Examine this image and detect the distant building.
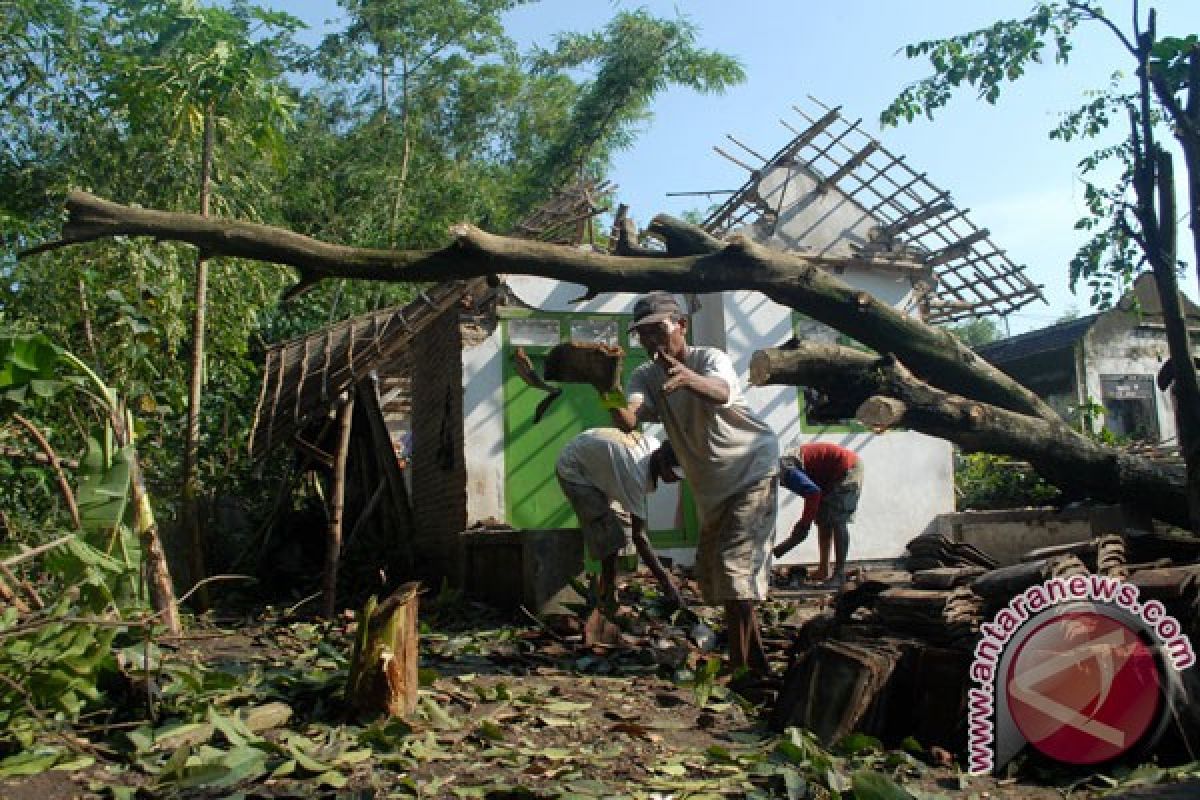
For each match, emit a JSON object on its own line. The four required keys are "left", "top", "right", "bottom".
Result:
{"left": 976, "top": 273, "right": 1200, "bottom": 445}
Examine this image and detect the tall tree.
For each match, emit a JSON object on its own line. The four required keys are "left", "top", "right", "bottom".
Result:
{"left": 315, "top": 0, "right": 533, "bottom": 247}
{"left": 882, "top": 2, "right": 1200, "bottom": 533}
{"left": 524, "top": 10, "right": 744, "bottom": 202}
{"left": 102, "top": 0, "right": 301, "bottom": 598}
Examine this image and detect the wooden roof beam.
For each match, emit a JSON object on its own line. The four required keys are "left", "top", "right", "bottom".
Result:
{"left": 816, "top": 142, "right": 879, "bottom": 194}
{"left": 924, "top": 229, "right": 992, "bottom": 267}
{"left": 881, "top": 199, "right": 953, "bottom": 236}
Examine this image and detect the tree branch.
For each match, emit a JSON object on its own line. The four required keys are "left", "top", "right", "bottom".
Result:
{"left": 11, "top": 414, "right": 81, "bottom": 530}
{"left": 1067, "top": 1, "right": 1139, "bottom": 60}
{"left": 24, "top": 191, "right": 1062, "bottom": 424}
{"left": 750, "top": 342, "right": 1188, "bottom": 527}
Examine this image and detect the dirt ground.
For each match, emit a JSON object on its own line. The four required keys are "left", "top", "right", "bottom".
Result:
{"left": 1, "top": 571, "right": 1196, "bottom": 799}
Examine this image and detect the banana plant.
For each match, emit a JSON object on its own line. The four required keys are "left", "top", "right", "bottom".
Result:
{"left": 0, "top": 332, "right": 180, "bottom": 632}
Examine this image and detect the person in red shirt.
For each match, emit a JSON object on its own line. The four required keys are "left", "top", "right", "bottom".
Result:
{"left": 771, "top": 442, "right": 865, "bottom": 587}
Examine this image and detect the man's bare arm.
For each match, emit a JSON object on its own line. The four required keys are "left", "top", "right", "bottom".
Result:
{"left": 658, "top": 352, "right": 730, "bottom": 405}
{"left": 631, "top": 516, "right": 685, "bottom": 609}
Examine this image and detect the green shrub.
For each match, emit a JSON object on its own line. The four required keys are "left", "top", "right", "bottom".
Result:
{"left": 955, "top": 452, "right": 1061, "bottom": 510}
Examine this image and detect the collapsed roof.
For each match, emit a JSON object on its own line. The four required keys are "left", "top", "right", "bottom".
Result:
{"left": 685, "top": 98, "right": 1044, "bottom": 323}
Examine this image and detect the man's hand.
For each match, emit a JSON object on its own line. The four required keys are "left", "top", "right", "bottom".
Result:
{"left": 657, "top": 351, "right": 699, "bottom": 394}
{"left": 655, "top": 351, "right": 731, "bottom": 404}
{"left": 772, "top": 522, "right": 810, "bottom": 559}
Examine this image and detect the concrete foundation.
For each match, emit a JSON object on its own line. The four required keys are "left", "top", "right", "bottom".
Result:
{"left": 461, "top": 528, "right": 586, "bottom": 614}
{"left": 933, "top": 505, "right": 1154, "bottom": 567}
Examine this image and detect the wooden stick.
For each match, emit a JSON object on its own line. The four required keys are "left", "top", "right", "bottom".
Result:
{"left": 0, "top": 575, "right": 29, "bottom": 613}
{"left": 0, "top": 561, "right": 43, "bottom": 610}
{"left": 0, "top": 444, "right": 80, "bottom": 469}
{"left": 11, "top": 414, "right": 81, "bottom": 530}
{"left": 2, "top": 534, "right": 74, "bottom": 568}
{"left": 322, "top": 391, "right": 355, "bottom": 619}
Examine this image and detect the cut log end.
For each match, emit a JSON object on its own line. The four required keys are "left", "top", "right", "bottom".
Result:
{"left": 856, "top": 396, "right": 907, "bottom": 432}
{"left": 346, "top": 581, "right": 422, "bottom": 720}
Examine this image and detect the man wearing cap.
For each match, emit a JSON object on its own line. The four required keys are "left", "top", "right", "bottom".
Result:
{"left": 771, "top": 441, "right": 864, "bottom": 587}
{"left": 612, "top": 291, "right": 780, "bottom": 676}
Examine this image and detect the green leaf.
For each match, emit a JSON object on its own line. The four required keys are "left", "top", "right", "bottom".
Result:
{"left": 419, "top": 695, "right": 460, "bottom": 730}
{"left": 51, "top": 755, "right": 96, "bottom": 771}
{"left": 476, "top": 719, "right": 505, "bottom": 741}
{"left": 76, "top": 441, "right": 134, "bottom": 538}
{"left": 208, "top": 707, "right": 259, "bottom": 748}
{"left": 0, "top": 749, "right": 62, "bottom": 778}
{"left": 315, "top": 770, "right": 348, "bottom": 789}
{"left": 851, "top": 770, "right": 915, "bottom": 800}
{"left": 1123, "top": 764, "right": 1167, "bottom": 786}
{"left": 835, "top": 732, "right": 883, "bottom": 756}
{"left": 691, "top": 655, "right": 721, "bottom": 707}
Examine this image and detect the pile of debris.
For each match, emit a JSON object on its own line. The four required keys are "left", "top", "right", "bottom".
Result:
{"left": 771, "top": 525, "right": 1200, "bottom": 761}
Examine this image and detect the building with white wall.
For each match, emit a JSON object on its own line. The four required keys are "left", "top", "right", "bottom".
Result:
{"left": 977, "top": 272, "right": 1200, "bottom": 446}
{"left": 462, "top": 102, "right": 1043, "bottom": 566}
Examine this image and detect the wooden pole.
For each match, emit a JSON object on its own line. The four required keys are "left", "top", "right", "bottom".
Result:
{"left": 322, "top": 391, "right": 355, "bottom": 619}
{"left": 181, "top": 107, "right": 216, "bottom": 608}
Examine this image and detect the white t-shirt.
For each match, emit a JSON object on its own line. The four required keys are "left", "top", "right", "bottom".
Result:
{"left": 628, "top": 346, "right": 779, "bottom": 517}
{"left": 555, "top": 428, "right": 661, "bottom": 520}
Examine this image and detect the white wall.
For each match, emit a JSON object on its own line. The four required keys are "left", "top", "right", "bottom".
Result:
{"left": 755, "top": 164, "right": 877, "bottom": 256}
{"left": 1081, "top": 313, "right": 1199, "bottom": 446}
{"left": 704, "top": 286, "right": 954, "bottom": 563}
{"left": 465, "top": 155, "right": 958, "bottom": 564}
{"left": 462, "top": 324, "right": 506, "bottom": 524}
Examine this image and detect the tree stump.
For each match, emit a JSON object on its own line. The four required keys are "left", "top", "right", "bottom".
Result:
{"left": 346, "top": 581, "right": 421, "bottom": 719}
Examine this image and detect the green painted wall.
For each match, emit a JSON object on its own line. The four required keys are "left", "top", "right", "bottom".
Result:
{"left": 501, "top": 311, "right": 698, "bottom": 548}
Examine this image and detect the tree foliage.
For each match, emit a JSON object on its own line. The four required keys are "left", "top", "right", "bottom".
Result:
{"left": 945, "top": 316, "right": 1004, "bottom": 348}
{"left": 883, "top": 1, "right": 1200, "bottom": 532}
{"left": 0, "top": 0, "right": 744, "bottom": 571}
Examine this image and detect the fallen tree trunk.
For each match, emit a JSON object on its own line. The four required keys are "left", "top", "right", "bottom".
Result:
{"left": 749, "top": 343, "right": 1190, "bottom": 528}
{"left": 24, "top": 191, "right": 1057, "bottom": 423}
{"left": 22, "top": 192, "right": 1190, "bottom": 529}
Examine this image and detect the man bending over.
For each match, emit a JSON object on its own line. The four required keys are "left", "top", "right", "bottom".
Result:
{"left": 556, "top": 427, "right": 686, "bottom": 614}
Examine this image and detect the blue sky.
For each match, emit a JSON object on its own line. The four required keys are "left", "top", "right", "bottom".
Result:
{"left": 280, "top": 1, "right": 1200, "bottom": 333}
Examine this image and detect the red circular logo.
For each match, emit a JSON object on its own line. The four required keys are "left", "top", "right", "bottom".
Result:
{"left": 1006, "top": 611, "right": 1162, "bottom": 765}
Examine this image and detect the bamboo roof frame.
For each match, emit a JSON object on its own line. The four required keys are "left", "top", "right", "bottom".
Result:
{"left": 248, "top": 180, "right": 611, "bottom": 458}
{"left": 698, "top": 97, "right": 1045, "bottom": 322}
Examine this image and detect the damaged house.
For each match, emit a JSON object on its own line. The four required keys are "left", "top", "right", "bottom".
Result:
{"left": 248, "top": 101, "right": 1045, "bottom": 603}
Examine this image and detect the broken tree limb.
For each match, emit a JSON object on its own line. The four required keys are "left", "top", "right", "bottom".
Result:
{"left": 749, "top": 342, "right": 1190, "bottom": 528}
{"left": 855, "top": 396, "right": 908, "bottom": 432}
{"left": 26, "top": 192, "right": 1057, "bottom": 423}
